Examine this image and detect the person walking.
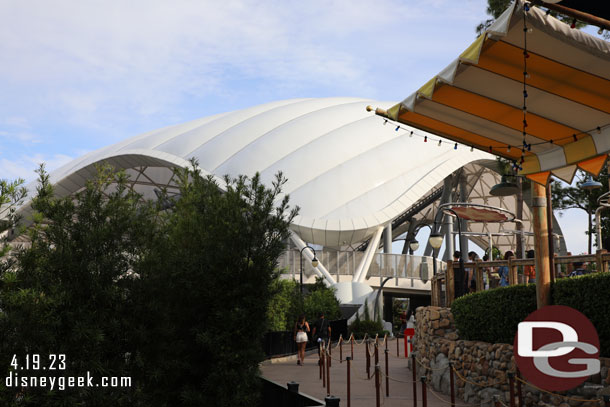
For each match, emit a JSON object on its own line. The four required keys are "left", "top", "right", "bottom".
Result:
{"left": 467, "top": 251, "right": 479, "bottom": 293}
{"left": 294, "top": 314, "right": 310, "bottom": 366}
{"left": 312, "top": 312, "right": 331, "bottom": 356}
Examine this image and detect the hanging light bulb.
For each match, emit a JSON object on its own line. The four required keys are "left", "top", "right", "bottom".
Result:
{"left": 598, "top": 27, "right": 604, "bottom": 35}
{"left": 383, "top": 120, "right": 388, "bottom": 125}
{"left": 597, "top": 126, "right": 602, "bottom": 134}
{"left": 470, "top": 146, "right": 474, "bottom": 152}
{"left": 573, "top": 134, "right": 578, "bottom": 142}
{"left": 570, "top": 18, "right": 576, "bottom": 29}
{"left": 438, "top": 139, "right": 442, "bottom": 147}
{"left": 507, "top": 145, "right": 511, "bottom": 152}
{"left": 409, "top": 131, "right": 414, "bottom": 137}
{"left": 424, "top": 136, "right": 427, "bottom": 142}
{"left": 395, "top": 126, "right": 400, "bottom": 131}
{"left": 454, "top": 143, "right": 458, "bottom": 150}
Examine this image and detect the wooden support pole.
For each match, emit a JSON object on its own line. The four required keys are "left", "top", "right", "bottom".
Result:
{"left": 533, "top": 182, "right": 551, "bottom": 308}
{"left": 446, "top": 260, "right": 455, "bottom": 306}
{"left": 508, "top": 257, "right": 518, "bottom": 286}
{"left": 475, "top": 260, "right": 484, "bottom": 292}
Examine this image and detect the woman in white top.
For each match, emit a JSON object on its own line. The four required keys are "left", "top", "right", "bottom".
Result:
{"left": 294, "top": 314, "right": 310, "bottom": 366}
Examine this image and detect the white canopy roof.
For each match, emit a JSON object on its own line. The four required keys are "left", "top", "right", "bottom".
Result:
{"left": 21, "top": 97, "right": 494, "bottom": 246}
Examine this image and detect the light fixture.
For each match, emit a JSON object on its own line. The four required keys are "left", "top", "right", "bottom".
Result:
{"left": 311, "top": 257, "right": 319, "bottom": 268}
{"left": 490, "top": 175, "right": 519, "bottom": 196}
{"left": 581, "top": 177, "right": 602, "bottom": 190}
{"left": 428, "top": 233, "right": 444, "bottom": 250}
{"left": 409, "top": 240, "right": 420, "bottom": 252}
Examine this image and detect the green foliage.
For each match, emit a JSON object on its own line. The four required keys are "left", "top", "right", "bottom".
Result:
{"left": 348, "top": 317, "right": 385, "bottom": 339}
{"left": 134, "top": 163, "right": 297, "bottom": 406}
{"left": 0, "top": 162, "right": 297, "bottom": 406}
{"left": 267, "top": 279, "right": 300, "bottom": 331}
{"left": 552, "top": 273, "right": 610, "bottom": 357}
{"left": 452, "top": 273, "right": 610, "bottom": 357}
{"left": 0, "top": 177, "right": 26, "bottom": 258}
{"left": 303, "top": 283, "right": 341, "bottom": 323}
{"left": 0, "top": 165, "right": 158, "bottom": 406}
{"left": 452, "top": 284, "right": 537, "bottom": 344}
{"left": 552, "top": 167, "right": 609, "bottom": 253}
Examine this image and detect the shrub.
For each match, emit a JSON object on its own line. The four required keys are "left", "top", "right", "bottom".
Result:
{"left": 553, "top": 272, "right": 610, "bottom": 357}
{"left": 267, "top": 279, "right": 300, "bottom": 331}
{"left": 452, "top": 284, "right": 537, "bottom": 344}
{"left": 303, "top": 282, "right": 341, "bottom": 323}
{"left": 349, "top": 317, "right": 386, "bottom": 339}
{"left": 452, "top": 273, "right": 610, "bottom": 357}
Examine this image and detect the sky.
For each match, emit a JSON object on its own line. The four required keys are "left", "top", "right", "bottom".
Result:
{"left": 0, "top": 0, "right": 601, "bottom": 255}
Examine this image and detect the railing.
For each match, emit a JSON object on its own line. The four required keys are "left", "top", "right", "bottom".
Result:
{"left": 430, "top": 250, "right": 610, "bottom": 307}
{"left": 278, "top": 249, "right": 445, "bottom": 283}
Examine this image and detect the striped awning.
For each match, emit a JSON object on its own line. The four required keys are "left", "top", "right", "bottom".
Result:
{"left": 377, "top": 0, "right": 610, "bottom": 185}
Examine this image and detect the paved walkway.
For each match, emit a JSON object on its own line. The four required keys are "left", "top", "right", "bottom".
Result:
{"left": 261, "top": 338, "right": 450, "bottom": 407}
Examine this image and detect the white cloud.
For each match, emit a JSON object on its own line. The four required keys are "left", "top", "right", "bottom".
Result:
{"left": 0, "top": 154, "right": 74, "bottom": 183}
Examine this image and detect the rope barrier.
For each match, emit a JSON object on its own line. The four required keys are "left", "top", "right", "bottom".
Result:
{"left": 514, "top": 376, "right": 601, "bottom": 403}
{"left": 452, "top": 365, "right": 506, "bottom": 388}
{"left": 415, "top": 357, "right": 450, "bottom": 372}
{"left": 426, "top": 383, "right": 482, "bottom": 407}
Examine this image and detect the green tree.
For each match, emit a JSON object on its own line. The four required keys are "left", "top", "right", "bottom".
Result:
{"left": 0, "top": 165, "right": 157, "bottom": 406}
{"left": 134, "top": 163, "right": 297, "bottom": 406}
{"left": 267, "top": 278, "right": 301, "bottom": 331}
{"left": 476, "top": 0, "right": 587, "bottom": 35}
{"left": 552, "top": 168, "right": 609, "bottom": 254}
{"left": 0, "top": 177, "right": 26, "bottom": 258}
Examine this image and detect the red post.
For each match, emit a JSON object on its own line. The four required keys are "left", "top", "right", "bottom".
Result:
{"left": 326, "top": 349, "right": 331, "bottom": 396}
{"left": 366, "top": 340, "right": 371, "bottom": 379}
{"left": 508, "top": 372, "right": 515, "bottom": 407}
{"left": 412, "top": 352, "right": 417, "bottom": 407}
{"left": 319, "top": 343, "right": 323, "bottom": 380}
{"left": 374, "top": 342, "right": 379, "bottom": 366}
{"left": 385, "top": 349, "right": 389, "bottom": 397}
{"left": 449, "top": 361, "right": 455, "bottom": 407}
{"left": 351, "top": 335, "right": 354, "bottom": 360}
{"left": 340, "top": 337, "right": 343, "bottom": 363}
{"left": 421, "top": 376, "right": 427, "bottom": 407}
{"left": 375, "top": 365, "right": 381, "bottom": 407}
{"left": 516, "top": 369, "right": 523, "bottom": 407}
{"left": 346, "top": 356, "right": 352, "bottom": 407}
{"left": 322, "top": 345, "right": 326, "bottom": 388}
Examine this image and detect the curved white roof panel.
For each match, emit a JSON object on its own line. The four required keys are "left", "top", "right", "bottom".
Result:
{"left": 40, "top": 97, "right": 493, "bottom": 246}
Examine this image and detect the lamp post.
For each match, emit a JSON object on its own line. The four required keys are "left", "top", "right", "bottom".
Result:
{"left": 428, "top": 207, "right": 465, "bottom": 298}
{"left": 300, "top": 245, "right": 319, "bottom": 296}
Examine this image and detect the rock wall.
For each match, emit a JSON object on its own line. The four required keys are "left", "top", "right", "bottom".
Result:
{"left": 414, "top": 306, "right": 610, "bottom": 407}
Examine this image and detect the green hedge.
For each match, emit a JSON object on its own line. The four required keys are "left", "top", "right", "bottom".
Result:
{"left": 452, "top": 272, "right": 610, "bottom": 357}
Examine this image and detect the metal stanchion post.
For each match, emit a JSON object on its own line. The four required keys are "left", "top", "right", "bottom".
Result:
{"left": 421, "top": 376, "right": 427, "bottom": 407}
{"left": 351, "top": 335, "right": 354, "bottom": 360}
{"left": 508, "top": 372, "right": 515, "bottom": 407}
{"left": 374, "top": 343, "right": 379, "bottom": 366}
{"left": 319, "top": 343, "right": 323, "bottom": 380}
{"left": 322, "top": 345, "right": 326, "bottom": 388}
{"left": 366, "top": 340, "right": 371, "bottom": 379}
{"left": 385, "top": 349, "right": 389, "bottom": 397}
{"left": 326, "top": 349, "right": 331, "bottom": 396}
{"left": 346, "top": 356, "right": 352, "bottom": 407}
{"left": 516, "top": 369, "right": 523, "bottom": 407}
{"left": 340, "top": 337, "right": 343, "bottom": 363}
{"left": 449, "top": 361, "right": 455, "bottom": 407}
{"left": 412, "top": 352, "right": 417, "bottom": 407}
{"left": 328, "top": 340, "right": 332, "bottom": 368}
{"left": 375, "top": 365, "right": 381, "bottom": 407}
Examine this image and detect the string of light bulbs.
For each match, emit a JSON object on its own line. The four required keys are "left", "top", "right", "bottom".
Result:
{"left": 518, "top": 2, "right": 531, "bottom": 172}
{"left": 381, "top": 117, "right": 609, "bottom": 163}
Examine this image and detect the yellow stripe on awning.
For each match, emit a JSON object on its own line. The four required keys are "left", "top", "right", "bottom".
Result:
{"left": 563, "top": 136, "right": 597, "bottom": 164}
{"left": 417, "top": 77, "right": 437, "bottom": 99}
{"left": 459, "top": 33, "right": 486, "bottom": 64}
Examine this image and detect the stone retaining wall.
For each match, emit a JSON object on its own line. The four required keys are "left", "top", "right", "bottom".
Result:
{"left": 414, "top": 306, "right": 610, "bottom": 407}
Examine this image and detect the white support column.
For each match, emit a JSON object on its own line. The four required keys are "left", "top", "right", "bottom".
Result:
{"left": 383, "top": 223, "right": 392, "bottom": 254}
{"left": 353, "top": 226, "right": 384, "bottom": 283}
{"left": 289, "top": 231, "right": 336, "bottom": 286}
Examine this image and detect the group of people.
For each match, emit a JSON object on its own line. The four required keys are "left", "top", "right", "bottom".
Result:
{"left": 293, "top": 312, "right": 331, "bottom": 366}
{"left": 453, "top": 248, "right": 590, "bottom": 293}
